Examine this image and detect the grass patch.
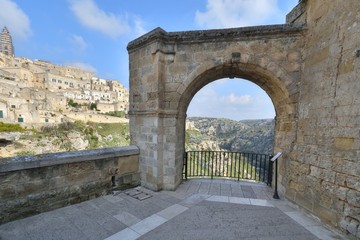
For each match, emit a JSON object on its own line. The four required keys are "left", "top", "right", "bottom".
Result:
{"left": 0, "top": 122, "right": 25, "bottom": 132}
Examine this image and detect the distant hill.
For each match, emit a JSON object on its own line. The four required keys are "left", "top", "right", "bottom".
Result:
{"left": 185, "top": 117, "right": 275, "bottom": 154}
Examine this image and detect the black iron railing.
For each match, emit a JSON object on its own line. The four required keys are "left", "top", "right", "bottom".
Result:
{"left": 183, "top": 151, "right": 273, "bottom": 185}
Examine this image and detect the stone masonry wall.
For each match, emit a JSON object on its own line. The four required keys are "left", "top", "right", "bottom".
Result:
{"left": 128, "top": 1, "right": 359, "bottom": 238}
{"left": 128, "top": 25, "right": 305, "bottom": 192}
{"left": 288, "top": 0, "right": 360, "bottom": 238}
{"left": 0, "top": 146, "right": 140, "bottom": 224}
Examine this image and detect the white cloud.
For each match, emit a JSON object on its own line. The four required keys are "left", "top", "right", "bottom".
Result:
{"left": 70, "top": 34, "right": 88, "bottom": 50}
{"left": 187, "top": 83, "right": 275, "bottom": 120}
{"left": 226, "top": 93, "right": 251, "bottom": 105}
{"left": 195, "top": 0, "right": 280, "bottom": 29}
{"left": 68, "top": 61, "right": 97, "bottom": 73}
{"left": 69, "top": 0, "right": 130, "bottom": 38}
{"left": 0, "top": 0, "right": 32, "bottom": 40}
{"left": 133, "top": 16, "right": 147, "bottom": 37}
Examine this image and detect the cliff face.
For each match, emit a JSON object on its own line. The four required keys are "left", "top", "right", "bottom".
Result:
{"left": 186, "top": 117, "right": 274, "bottom": 154}
{"left": 1, "top": 117, "right": 274, "bottom": 158}
{"left": 0, "top": 121, "right": 130, "bottom": 159}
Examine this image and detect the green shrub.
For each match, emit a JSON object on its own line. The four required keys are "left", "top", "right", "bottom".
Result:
{"left": 16, "top": 150, "right": 36, "bottom": 156}
{"left": 102, "top": 111, "right": 126, "bottom": 118}
{"left": 89, "top": 102, "right": 97, "bottom": 110}
{"left": 0, "top": 122, "right": 25, "bottom": 132}
{"left": 68, "top": 99, "right": 80, "bottom": 108}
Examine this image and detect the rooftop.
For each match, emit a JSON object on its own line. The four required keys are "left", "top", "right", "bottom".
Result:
{"left": 0, "top": 179, "right": 343, "bottom": 240}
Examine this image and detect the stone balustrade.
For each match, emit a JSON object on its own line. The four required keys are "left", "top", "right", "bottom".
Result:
{"left": 0, "top": 145, "right": 140, "bottom": 224}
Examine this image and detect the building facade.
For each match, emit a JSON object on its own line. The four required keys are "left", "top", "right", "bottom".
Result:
{"left": 0, "top": 28, "right": 129, "bottom": 124}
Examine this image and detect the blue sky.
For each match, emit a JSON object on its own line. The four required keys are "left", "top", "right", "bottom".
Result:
{"left": 0, "top": 0, "right": 298, "bottom": 120}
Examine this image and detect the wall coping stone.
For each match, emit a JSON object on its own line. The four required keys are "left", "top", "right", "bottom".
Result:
{"left": 127, "top": 24, "right": 306, "bottom": 52}
{"left": 0, "top": 145, "right": 139, "bottom": 173}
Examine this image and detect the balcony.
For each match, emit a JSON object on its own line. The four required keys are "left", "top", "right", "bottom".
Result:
{"left": 0, "top": 144, "right": 346, "bottom": 239}
{"left": 0, "top": 178, "right": 342, "bottom": 239}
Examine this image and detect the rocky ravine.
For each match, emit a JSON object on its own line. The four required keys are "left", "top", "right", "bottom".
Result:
{"left": 186, "top": 117, "right": 275, "bottom": 154}
{"left": 0, "top": 118, "right": 274, "bottom": 159}
{"left": 0, "top": 122, "right": 130, "bottom": 159}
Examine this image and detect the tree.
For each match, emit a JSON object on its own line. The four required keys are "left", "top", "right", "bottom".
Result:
{"left": 68, "top": 99, "right": 79, "bottom": 108}
{"left": 89, "top": 102, "right": 97, "bottom": 110}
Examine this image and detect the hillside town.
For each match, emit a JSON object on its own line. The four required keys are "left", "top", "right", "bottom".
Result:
{"left": 0, "top": 27, "right": 129, "bottom": 126}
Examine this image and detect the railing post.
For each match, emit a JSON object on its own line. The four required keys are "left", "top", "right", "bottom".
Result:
{"left": 268, "top": 156, "right": 273, "bottom": 186}
{"left": 270, "top": 152, "right": 282, "bottom": 199}
{"left": 211, "top": 152, "right": 214, "bottom": 179}
{"left": 183, "top": 152, "right": 188, "bottom": 180}
{"left": 273, "top": 159, "right": 279, "bottom": 199}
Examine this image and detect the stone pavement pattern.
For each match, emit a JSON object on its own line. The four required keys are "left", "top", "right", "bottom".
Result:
{"left": 0, "top": 179, "right": 344, "bottom": 240}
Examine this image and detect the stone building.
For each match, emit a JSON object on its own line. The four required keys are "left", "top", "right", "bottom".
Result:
{"left": 0, "top": 26, "right": 129, "bottom": 125}
{"left": 128, "top": 0, "right": 360, "bottom": 238}
{"left": 0, "top": 27, "right": 15, "bottom": 57}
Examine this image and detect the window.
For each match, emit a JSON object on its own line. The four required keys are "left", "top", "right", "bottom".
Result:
{"left": 58, "top": 80, "right": 62, "bottom": 83}
{"left": 65, "top": 82, "right": 68, "bottom": 85}
{"left": 52, "top": 79, "right": 56, "bottom": 83}
{"left": 18, "top": 117, "right": 24, "bottom": 123}
{"left": 45, "top": 118, "right": 49, "bottom": 123}
{"left": 11, "top": 105, "right": 15, "bottom": 108}
{"left": 0, "top": 110, "right": 3, "bottom": 118}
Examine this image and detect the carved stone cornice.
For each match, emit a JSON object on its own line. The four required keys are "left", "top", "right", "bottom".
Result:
{"left": 127, "top": 24, "right": 306, "bottom": 52}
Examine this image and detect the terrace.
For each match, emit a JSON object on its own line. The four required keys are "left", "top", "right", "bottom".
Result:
{"left": 0, "top": 148, "right": 344, "bottom": 239}
{"left": 0, "top": 179, "right": 342, "bottom": 239}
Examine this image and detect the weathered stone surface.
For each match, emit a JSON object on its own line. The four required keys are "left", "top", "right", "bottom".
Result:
{"left": 127, "top": 0, "right": 360, "bottom": 238}
{"left": 0, "top": 146, "right": 140, "bottom": 224}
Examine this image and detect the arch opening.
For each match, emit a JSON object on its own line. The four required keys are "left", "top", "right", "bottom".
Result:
{"left": 186, "top": 77, "right": 275, "bottom": 151}
{"left": 178, "top": 63, "right": 296, "bottom": 121}
{"left": 174, "top": 63, "right": 298, "bottom": 190}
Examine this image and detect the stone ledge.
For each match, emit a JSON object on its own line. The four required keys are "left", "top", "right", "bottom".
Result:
{"left": 0, "top": 145, "right": 139, "bottom": 173}
{"left": 127, "top": 24, "right": 306, "bottom": 52}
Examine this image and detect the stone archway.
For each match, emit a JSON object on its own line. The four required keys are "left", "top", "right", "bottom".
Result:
{"left": 178, "top": 60, "right": 298, "bottom": 193}
{"left": 128, "top": 25, "right": 304, "bottom": 191}
{"left": 127, "top": 1, "right": 360, "bottom": 237}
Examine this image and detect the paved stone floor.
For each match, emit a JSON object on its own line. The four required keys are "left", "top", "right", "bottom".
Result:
{"left": 0, "top": 179, "right": 346, "bottom": 240}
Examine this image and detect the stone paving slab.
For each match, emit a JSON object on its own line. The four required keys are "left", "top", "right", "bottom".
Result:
{"left": 0, "top": 179, "right": 344, "bottom": 240}
{"left": 138, "top": 201, "right": 319, "bottom": 240}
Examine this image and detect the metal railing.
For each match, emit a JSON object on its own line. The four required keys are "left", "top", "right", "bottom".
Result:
{"left": 183, "top": 151, "right": 273, "bottom": 185}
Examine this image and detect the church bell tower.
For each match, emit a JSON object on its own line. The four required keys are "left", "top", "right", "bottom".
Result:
{"left": 0, "top": 27, "right": 15, "bottom": 57}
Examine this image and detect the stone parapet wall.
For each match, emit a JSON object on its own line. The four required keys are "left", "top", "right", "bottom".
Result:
{"left": 0, "top": 145, "right": 140, "bottom": 224}
{"left": 284, "top": 1, "right": 360, "bottom": 238}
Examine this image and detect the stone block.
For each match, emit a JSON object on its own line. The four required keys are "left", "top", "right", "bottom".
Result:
{"left": 347, "top": 189, "right": 360, "bottom": 207}
{"left": 341, "top": 160, "right": 360, "bottom": 176}
{"left": 312, "top": 202, "right": 338, "bottom": 227}
{"left": 346, "top": 219, "right": 359, "bottom": 236}
{"left": 335, "top": 186, "right": 349, "bottom": 201}
{"left": 346, "top": 175, "right": 360, "bottom": 192}
{"left": 310, "top": 166, "right": 336, "bottom": 183}
{"left": 305, "top": 46, "right": 330, "bottom": 68}
{"left": 334, "top": 137, "right": 355, "bottom": 150}
{"left": 294, "top": 192, "right": 313, "bottom": 212}
{"left": 0, "top": 185, "right": 16, "bottom": 199}
{"left": 339, "top": 59, "right": 354, "bottom": 75}
{"left": 288, "top": 180, "right": 305, "bottom": 192}
{"left": 344, "top": 203, "right": 360, "bottom": 219}
{"left": 117, "top": 156, "right": 139, "bottom": 175}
